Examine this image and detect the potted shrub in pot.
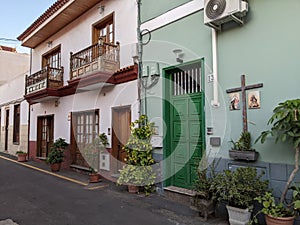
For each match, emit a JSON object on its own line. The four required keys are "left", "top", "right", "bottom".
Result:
{"left": 16, "top": 151, "right": 27, "bottom": 162}
{"left": 212, "top": 167, "right": 268, "bottom": 225}
{"left": 229, "top": 131, "right": 259, "bottom": 161}
{"left": 255, "top": 99, "right": 300, "bottom": 224}
{"left": 191, "top": 158, "right": 219, "bottom": 221}
{"left": 46, "top": 138, "right": 68, "bottom": 172}
{"left": 117, "top": 115, "right": 156, "bottom": 195}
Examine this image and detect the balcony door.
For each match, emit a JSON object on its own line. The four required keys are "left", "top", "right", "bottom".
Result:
{"left": 37, "top": 116, "right": 54, "bottom": 158}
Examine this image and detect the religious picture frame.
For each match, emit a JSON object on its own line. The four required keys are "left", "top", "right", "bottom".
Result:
{"left": 229, "top": 92, "right": 240, "bottom": 110}
{"left": 248, "top": 91, "right": 260, "bottom": 109}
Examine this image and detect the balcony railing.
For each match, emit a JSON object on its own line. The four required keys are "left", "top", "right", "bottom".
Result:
{"left": 70, "top": 39, "right": 120, "bottom": 80}
{"left": 25, "top": 66, "right": 64, "bottom": 95}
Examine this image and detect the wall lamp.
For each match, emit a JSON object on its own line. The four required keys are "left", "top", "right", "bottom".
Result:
{"left": 173, "top": 49, "right": 184, "bottom": 63}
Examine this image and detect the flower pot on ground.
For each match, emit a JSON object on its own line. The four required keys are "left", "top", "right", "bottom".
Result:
{"left": 253, "top": 192, "right": 295, "bottom": 225}
{"left": 46, "top": 138, "right": 68, "bottom": 172}
{"left": 16, "top": 151, "right": 27, "bottom": 162}
{"left": 89, "top": 167, "right": 101, "bottom": 183}
{"left": 229, "top": 131, "right": 259, "bottom": 161}
{"left": 191, "top": 158, "right": 219, "bottom": 221}
{"left": 212, "top": 167, "right": 269, "bottom": 225}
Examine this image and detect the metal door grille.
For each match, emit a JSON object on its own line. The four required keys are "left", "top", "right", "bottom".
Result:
{"left": 172, "top": 66, "right": 201, "bottom": 96}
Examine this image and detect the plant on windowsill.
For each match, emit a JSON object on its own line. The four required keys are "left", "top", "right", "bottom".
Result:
{"left": 16, "top": 150, "right": 28, "bottom": 162}
{"left": 46, "top": 138, "right": 68, "bottom": 172}
{"left": 229, "top": 131, "right": 259, "bottom": 161}
{"left": 117, "top": 115, "right": 156, "bottom": 195}
{"left": 255, "top": 99, "right": 300, "bottom": 224}
{"left": 211, "top": 167, "right": 268, "bottom": 225}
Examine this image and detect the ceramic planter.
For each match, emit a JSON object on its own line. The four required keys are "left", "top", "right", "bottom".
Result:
{"left": 226, "top": 205, "right": 252, "bottom": 225}
{"left": 50, "top": 163, "right": 61, "bottom": 172}
{"left": 17, "top": 153, "right": 27, "bottom": 162}
{"left": 191, "top": 196, "right": 215, "bottom": 221}
{"left": 89, "top": 173, "right": 100, "bottom": 183}
{"left": 229, "top": 149, "right": 259, "bottom": 161}
{"left": 265, "top": 214, "right": 294, "bottom": 225}
{"left": 127, "top": 185, "right": 139, "bottom": 193}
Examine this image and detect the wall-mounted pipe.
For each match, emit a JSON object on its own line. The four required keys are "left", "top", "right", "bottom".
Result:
{"left": 211, "top": 28, "right": 220, "bottom": 107}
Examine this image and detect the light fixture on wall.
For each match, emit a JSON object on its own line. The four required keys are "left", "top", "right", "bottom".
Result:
{"left": 47, "top": 41, "right": 53, "bottom": 48}
{"left": 99, "top": 4, "right": 105, "bottom": 14}
{"left": 173, "top": 49, "right": 184, "bottom": 63}
{"left": 54, "top": 100, "right": 60, "bottom": 107}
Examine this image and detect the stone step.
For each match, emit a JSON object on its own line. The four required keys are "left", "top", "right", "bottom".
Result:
{"left": 163, "top": 186, "right": 196, "bottom": 206}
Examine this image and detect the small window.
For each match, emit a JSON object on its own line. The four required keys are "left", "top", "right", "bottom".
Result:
{"left": 13, "top": 104, "right": 20, "bottom": 144}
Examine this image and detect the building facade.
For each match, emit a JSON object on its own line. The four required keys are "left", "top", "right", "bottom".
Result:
{"left": 18, "top": 0, "right": 139, "bottom": 174}
{"left": 140, "top": 0, "right": 300, "bottom": 196}
{"left": 0, "top": 47, "right": 30, "bottom": 155}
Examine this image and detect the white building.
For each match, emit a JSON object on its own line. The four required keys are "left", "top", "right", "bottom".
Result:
{"left": 0, "top": 46, "right": 30, "bottom": 155}
{"left": 17, "top": 0, "right": 139, "bottom": 173}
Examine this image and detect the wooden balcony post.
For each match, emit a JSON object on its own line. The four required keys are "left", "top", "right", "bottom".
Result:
{"left": 70, "top": 52, "right": 73, "bottom": 80}
{"left": 25, "top": 74, "right": 28, "bottom": 94}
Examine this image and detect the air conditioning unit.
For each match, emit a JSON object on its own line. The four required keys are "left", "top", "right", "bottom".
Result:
{"left": 204, "top": 0, "right": 248, "bottom": 29}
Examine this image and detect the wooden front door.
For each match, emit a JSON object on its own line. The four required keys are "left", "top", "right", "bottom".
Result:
{"left": 37, "top": 116, "right": 54, "bottom": 158}
{"left": 111, "top": 106, "right": 131, "bottom": 173}
{"left": 5, "top": 109, "right": 9, "bottom": 151}
{"left": 70, "top": 110, "right": 99, "bottom": 168}
{"left": 164, "top": 60, "right": 205, "bottom": 189}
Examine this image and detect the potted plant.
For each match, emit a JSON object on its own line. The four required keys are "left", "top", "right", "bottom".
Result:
{"left": 190, "top": 158, "right": 219, "bottom": 220}
{"left": 117, "top": 164, "right": 156, "bottom": 194}
{"left": 16, "top": 151, "right": 28, "bottom": 162}
{"left": 212, "top": 167, "right": 268, "bottom": 225}
{"left": 229, "top": 131, "right": 259, "bottom": 161}
{"left": 85, "top": 133, "right": 109, "bottom": 183}
{"left": 46, "top": 138, "right": 68, "bottom": 172}
{"left": 117, "top": 115, "right": 156, "bottom": 195}
{"left": 255, "top": 99, "right": 300, "bottom": 224}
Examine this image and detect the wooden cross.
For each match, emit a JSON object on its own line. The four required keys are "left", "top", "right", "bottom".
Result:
{"left": 226, "top": 75, "right": 263, "bottom": 132}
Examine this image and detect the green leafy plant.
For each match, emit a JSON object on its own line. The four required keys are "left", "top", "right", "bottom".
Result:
{"left": 256, "top": 99, "right": 300, "bottom": 203}
{"left": 230, "top": 131, "right": 252, "bottom": 151}
{"left": 16, "top": 151, "right": 26, "bottom": 155}
{"left": 211, "top": 167, "right": 268, "bottom": 209}
{"left": 46, "top": 138, "right": 68, "bottom": 164}
{"left": 289, "top": 184, "right": 300, "bottom": 214}
{"left": 117, "top": 115, "right": 156, "bottom": 195}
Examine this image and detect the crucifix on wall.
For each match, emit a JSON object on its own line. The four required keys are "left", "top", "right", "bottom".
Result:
{"left": 226, "top": 75, "right": 263, "bottom": 132}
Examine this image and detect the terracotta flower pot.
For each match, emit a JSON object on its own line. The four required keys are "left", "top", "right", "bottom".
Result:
{"left": 50, "top": 163, "right": 61, "bottom": 172}
{"left": 17, "top": 153, "right": 27, "bottom": 162}
{"left": 127, "top": 185, "right": 139, "bottom": 193}
{"left": 89, "top": 173, "right": 100, "bottom": 183}
{"left": 265, "top": 214, "right": 294, "bottom": 225}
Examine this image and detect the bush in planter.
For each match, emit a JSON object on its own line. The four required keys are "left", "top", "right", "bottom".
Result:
{"left": 117, "top": 115, "right": 156, "bottom": 195}
{"left": 16, "top": 151, "right": 27, "bottom": 162}
{"left": 46, "top": 138, "right": 68, "bottom": 171}
{"left": 229, "top": 131, "right": 259, "bottom": 161}
{"left": 211, "top": 167, "right": 268, "bottom": 225}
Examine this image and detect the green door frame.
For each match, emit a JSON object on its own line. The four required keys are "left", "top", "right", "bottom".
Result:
{"left": 162, "top": 58, "right": 206, "bottom": 188}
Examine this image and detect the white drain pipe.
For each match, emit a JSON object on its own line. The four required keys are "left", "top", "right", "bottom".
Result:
{"left": 211, "top": 28, "right": 220, "bottom": 107}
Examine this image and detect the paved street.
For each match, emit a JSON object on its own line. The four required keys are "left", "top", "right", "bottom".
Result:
{"left": 0, "top": 156, "right": 227, "bottom": 225}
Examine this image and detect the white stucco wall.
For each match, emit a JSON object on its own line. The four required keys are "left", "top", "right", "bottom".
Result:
{"left": 30, "top": 0, "right": 138, "bottom": 84}
{"left": 0, "top": 51, "right": 29, "bottom": 85}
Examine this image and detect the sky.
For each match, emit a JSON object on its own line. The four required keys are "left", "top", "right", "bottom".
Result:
{"left": 0, "top": 0, "right": 56, "bottom": 53}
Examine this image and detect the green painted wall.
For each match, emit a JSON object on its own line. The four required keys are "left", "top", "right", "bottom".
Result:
{"left": 142, "top": 0, "right": 300, "bottom": 164}
{"left": 141, "top": 0, "right": 192, "bottom": 23}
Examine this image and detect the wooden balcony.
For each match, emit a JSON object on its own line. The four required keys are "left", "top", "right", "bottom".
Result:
{"left": 25, "top": 67, "right": 64, "bottom": 95}
{"left": 70, "top": 39, "right": 120, "bottom": 80}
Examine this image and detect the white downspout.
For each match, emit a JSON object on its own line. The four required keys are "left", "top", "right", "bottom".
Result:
{"left": 211, "top": 28, "right": 220, "bottom": 107}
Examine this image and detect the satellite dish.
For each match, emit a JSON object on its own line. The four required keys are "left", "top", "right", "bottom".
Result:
{"left": 205, "top": 0, "right": 227, "bottom": 20}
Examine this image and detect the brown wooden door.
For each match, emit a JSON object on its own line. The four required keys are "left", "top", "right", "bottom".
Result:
{"left": 111, "top": 106, "right": 131, "bottom": 173}
{"left": 5, "top": 109, "right": 9, "bottom": 150}
{"left": 70, "top": 110, "right": 99, "bottom": 168}
{"left": 37, "top": 116, "right": 54, "bottom": 158}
